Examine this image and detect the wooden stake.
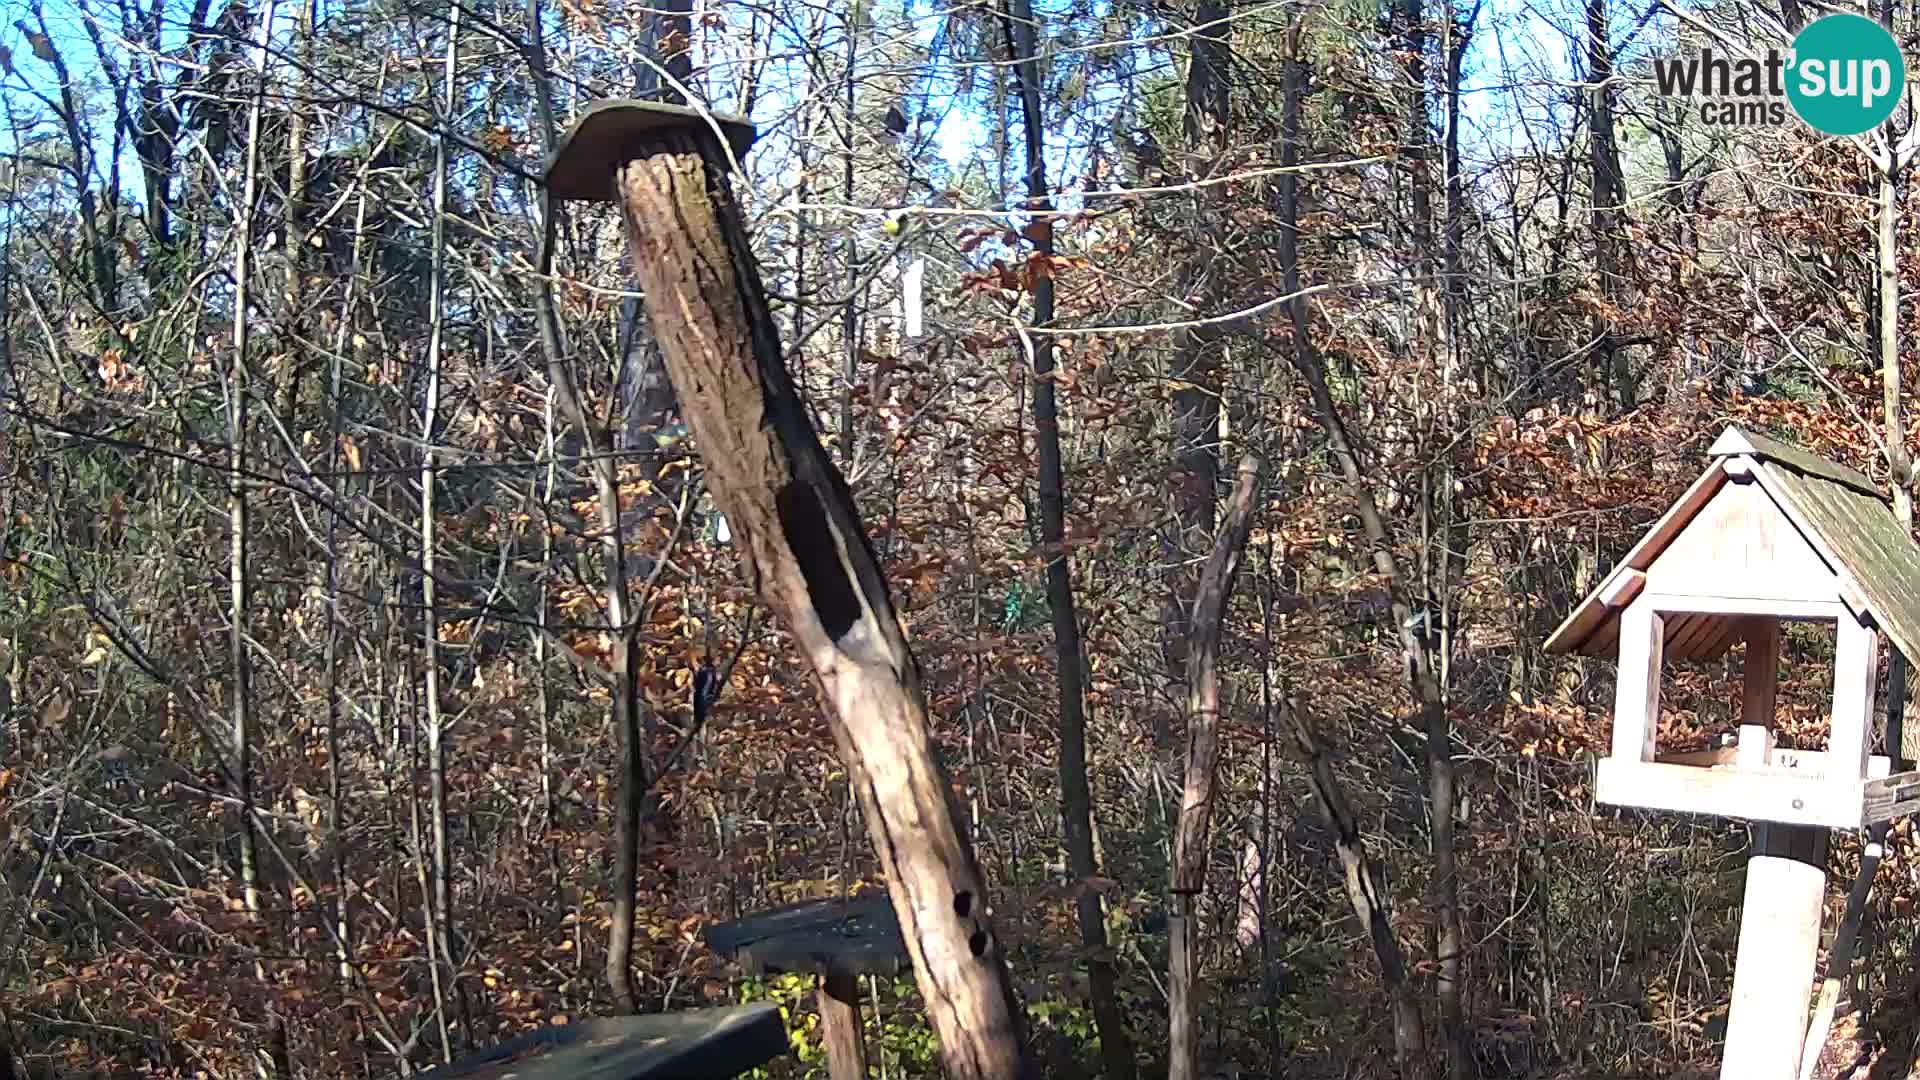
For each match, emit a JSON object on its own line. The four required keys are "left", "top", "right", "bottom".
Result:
{"left": 818, "top": 973, "right": 868, "bottom": 1079}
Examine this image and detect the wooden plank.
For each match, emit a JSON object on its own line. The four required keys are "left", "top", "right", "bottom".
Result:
{"left": 704, "top": 896, "right": 909, "bottom": 979}
{"left": 1593, "top": 759, "right": 1863, "bottom": 828}
{"left": 1830, "top": 618, "right": 1880, "bottom": 781}
{"left": 1544, "top": 463, "right": 1726, "bottom": 656}
{"left": 1641, "top": 593, "right": 1848, "bottom": 620}
{"left": 819, "top": 973, "right": 869, "bottom": 1080}
{"left": 1860, "top": 768, "right": 1920, "bottom": 824}
{"left": 1588, "top": 616, "right": 1622, "bottom": 657}
{"left": 1656, "top": 747, "right": 1739, "bottom": 767}
{"left": 1667, "top": 613, "right": 1718, "bottom": 657}
{"left": 1600, "top": 568, "right": 1646, "bottom": 608}
{"left": 1689, "top": 616, "right": 1743, "bottom": 660}
{"left": 1611, "top": 604, "right": 1663, "bottom": 764}
{"left": 542, "top": 100, "right": 757, "bottom": 201}
{"left": 1711, "top": 425, "right": 1881, "bottom": 497}
{"left": 1748, "top": 463, "right": 1920, "bottom": 670}
{"left": 1741, "top": 619, "right": 1780, "bottom": 770}
{"left": 1722, "top": 823, "right": 1829, "bottom": 1080}
{"left": 413, "top": 1005, "right": 789, "bottom": 1080}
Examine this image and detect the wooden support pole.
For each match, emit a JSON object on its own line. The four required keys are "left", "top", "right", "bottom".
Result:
{"left": 1831, "top": 615, "right": 1880, "bottom": 780}
{"left": 572, "top": 116, "right": 1031, "bottom": 1079}
{"left": 818, "top": 973, "right": 868, "bottom": 1080}
{"left": 1722, "top": 823, "right": 1827, "bottom": 1080}
{"left": 1739, "top": 618, "right": 1779, "bottom": 769}
{"left": 1612, "top": 602, "right": 1663, "bottom": 763}
{"left": 1723, "top": 614, "right": 1825, "bottom": 1079}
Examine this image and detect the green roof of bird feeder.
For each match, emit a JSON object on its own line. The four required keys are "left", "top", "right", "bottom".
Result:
{"left": 543, "top": 99, "right": 758, "bottom": 202}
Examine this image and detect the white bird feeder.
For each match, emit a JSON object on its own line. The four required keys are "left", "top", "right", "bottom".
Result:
{"left": 1546, "top": 425, "right": 1920, "bottom": 1079}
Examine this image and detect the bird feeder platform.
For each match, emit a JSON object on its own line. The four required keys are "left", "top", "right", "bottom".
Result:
{"left": 410, "top": 1003, "right": 787, "bottom": 1080}
{"left": 543, "top": 99, "right": 756, "bottom": 202}
{"left": 705, "top": 896, "right": 909, "bottom": 1080}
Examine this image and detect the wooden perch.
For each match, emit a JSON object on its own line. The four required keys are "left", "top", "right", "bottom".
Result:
{"left": 547, "top": 103, "right": 1033, "bottom": 1080}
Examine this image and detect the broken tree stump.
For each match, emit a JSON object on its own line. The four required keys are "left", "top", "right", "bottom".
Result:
{"left": 706, "top": 895, "right": 912, "bottom": 1079}
{"left": 544, "top": 99, "right": 1035, "bottom": 1080}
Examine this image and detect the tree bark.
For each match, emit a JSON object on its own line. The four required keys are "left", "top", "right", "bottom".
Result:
{"left": 1586, "top": 0, "right": 1631, "bottom": 408}
{"left": 1804, "top": 147, "right": 1916, "bottom": 1073}
{"left": 230, "top": 5, "right": 277, "bottom": 1075}
{"left": 608, "top": 130, "right": 1035, "bottom": 1080}
{"left": 1168, "top": 455, "right": 1262, "bottom": 1080}
{"left": 417, "top": 6, "right": 461, "bottom": 1055}
{"left": 999, "top": 2, "right": 1137, "bottom": 1076}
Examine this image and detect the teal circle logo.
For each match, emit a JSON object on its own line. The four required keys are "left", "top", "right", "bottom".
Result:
{"left": 1786, "top": 14, "right": 1905, "bottom": 135}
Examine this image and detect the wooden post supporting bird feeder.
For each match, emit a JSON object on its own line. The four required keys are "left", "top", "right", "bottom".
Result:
{"left": 543, "top": 100, "right": 1034, "bottom": 1080}
{"left": 1546, "top": 425, "right": 1920, "bottom": 1079}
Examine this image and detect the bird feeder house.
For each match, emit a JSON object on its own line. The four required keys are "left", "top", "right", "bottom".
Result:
{"left": 1546, "top": 425, "right": 1920, "bottom": 827}
{"left": 1547, "top": 425, "right": 1920, "bottom": 1078}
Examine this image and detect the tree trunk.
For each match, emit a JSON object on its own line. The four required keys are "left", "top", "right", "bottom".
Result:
{"left": 999, "top": 3, "right": 1137, "bottom": 1076}
{"left": 1586, "top": 0, "right": 1631, "bottom": 408}
{"left": 1804, "top": 148, "right": 1915, "bottom": 1074}
{"left": 1163, "top": 0, "right": 1233, "bottom": 696}
{"left": 1286, "top": 693, "right": 1432, "bottom": 1080}
{"left": 1278, "top": 19, "right": 1441, "bottom": 1079}
{"left": 230, "top": 4, "right": 277, "bottom": 1075}
{"left": 605, "top": 125, "right": 1035, "bottom": 1080}
{"left": 418, "top": 6, "right": 461, "bottom": 1054}
{"left": 523, "top": 0, "right": 652, "bottom": 1015}
{"left": 1169, "top": 455, "right": 1262, "bottom": 1080}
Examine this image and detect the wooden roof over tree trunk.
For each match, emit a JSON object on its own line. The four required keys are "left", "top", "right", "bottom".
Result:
{"left": 1545, "top": 426, "right": 1920, "bottom": 664}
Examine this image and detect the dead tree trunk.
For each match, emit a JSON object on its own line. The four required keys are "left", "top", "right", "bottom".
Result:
{"left": 1168, "top": 455, "right": 1262, "bottom": 1080}
{"left": 583, "top": 121, "right": 1034, "bottom": 1080}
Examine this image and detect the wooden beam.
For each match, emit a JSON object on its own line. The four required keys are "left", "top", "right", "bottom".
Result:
{"left": 1593, "top": 759, "right": 1863, "bottom": 828}
{"left": 1722, "top": 824, "right": 1828, "bottom": 1080}
{"left": 1831, "top": 617, "right": 1880, "bottom": 781}
{"left": 1741, "top": 619, "right": 1780, "bottom": 770}
{"left": 1543, "top": 464, "right": 1725, "bottom": 656}
{"left": 1721, "top": 453, "right": 1758, "bottom": 481}
{"left": 1600, "top": 568, "right": 1647, "bottom": 609}
{"left": 1612, "top": 603, "right": 1663, "bottom": 765}
{"left": 1642, "top": 593, "right": 1849, "bottom": 620}
{"left": 1655, "top": 747, "right": 1740, "bottom": 767}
